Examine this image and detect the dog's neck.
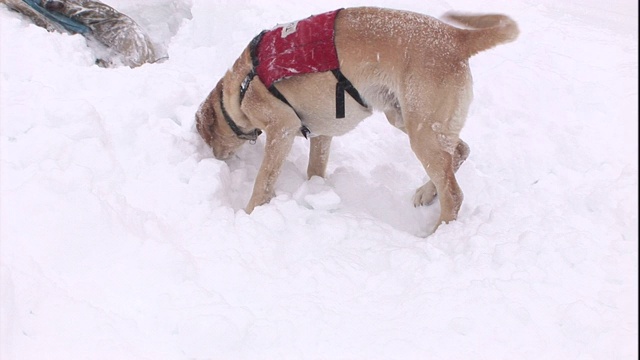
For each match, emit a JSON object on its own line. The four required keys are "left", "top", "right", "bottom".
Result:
{"left": 218, "top": 90, "right": 262, "bottom": 142}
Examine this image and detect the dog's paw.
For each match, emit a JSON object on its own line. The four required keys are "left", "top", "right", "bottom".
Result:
{"left": 413, "top": 182, "right": 437, "bottom": 207}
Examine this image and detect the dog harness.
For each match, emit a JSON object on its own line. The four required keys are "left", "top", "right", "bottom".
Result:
{"left": 224, "top": 9, "right": 368, "bottom": 141}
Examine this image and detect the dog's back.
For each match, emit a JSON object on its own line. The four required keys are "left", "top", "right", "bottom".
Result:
{"left": 333, "top": 8, "right": 518, "bottom": 112}
{"left": 335, "top": 7, "right": 518, "bottom": 64}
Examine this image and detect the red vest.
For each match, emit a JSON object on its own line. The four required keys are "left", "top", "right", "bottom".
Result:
{"left": 254, "top": 9, "right": 341, "bottom": 88}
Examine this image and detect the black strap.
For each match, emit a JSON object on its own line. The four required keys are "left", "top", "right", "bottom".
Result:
{"left": 268, "top": 85, "right": 311, "bottom": 139}
{"left": 268, "top": 85, "right": 294, "bottom": 108}
{"left": 239, "top": 32, "right": 264, "bottom": 103}
{"left": 249, "top": 31, "right": 265, "bottom": 68}
{"left": 332, "top": 69, "right": 367, "bottom": 118}
{"left": 219, "top": 93, "right": 262, "bottom": 142}
{"left": 240, "top": 69, "right": 256, "bottom": 102}
{"left": 300, "top": 125, "right": 311, "bottom": 139}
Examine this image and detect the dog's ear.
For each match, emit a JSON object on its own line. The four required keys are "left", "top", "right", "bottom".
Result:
{"left": 195, "top": 88, "right": 219, "bottom": 147}
{"left": 195, "top": 83, "right": 245, "bottom": 159}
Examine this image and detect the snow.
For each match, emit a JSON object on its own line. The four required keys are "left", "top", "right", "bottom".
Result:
{"left": 1, "top": 0, "right": 637, "bottom": 359}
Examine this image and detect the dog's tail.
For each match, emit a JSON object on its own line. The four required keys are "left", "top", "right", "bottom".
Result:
{"left": 442, "top": 12, "right": 519, "bottom": 58}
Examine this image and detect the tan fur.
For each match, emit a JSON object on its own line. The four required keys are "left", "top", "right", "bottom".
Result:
{"left": 196, "top": 7, "right": 519, "bottom": 232}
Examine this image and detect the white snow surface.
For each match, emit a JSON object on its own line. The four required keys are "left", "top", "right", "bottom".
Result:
{"left": 1, "top": 0, "right": 638, "bottom": 359}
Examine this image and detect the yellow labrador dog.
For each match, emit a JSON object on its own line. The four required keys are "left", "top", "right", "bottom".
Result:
{"left": 196, "top": 7, "right": 518, "bottom": 231}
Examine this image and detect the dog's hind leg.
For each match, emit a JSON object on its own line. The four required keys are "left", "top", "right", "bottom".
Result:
{"left": 407, "top": 124, "right": 465, "bottom": 228}
{"left": 405, "top": 65, "right": 473, "bottom": 228}
{"left": 413, "top": 139, "right": 469, "bottom": 206}
{"left": 307, "top": 135, "right": 332, "bottom": 178}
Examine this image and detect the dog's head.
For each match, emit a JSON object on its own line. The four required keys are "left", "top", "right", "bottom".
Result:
{"left": 195, "top": 82, "right": 247, "bottom": 160}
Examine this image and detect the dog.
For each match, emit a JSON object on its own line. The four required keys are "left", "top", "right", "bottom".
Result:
{"left": 196, "top": 7, "right": 518, "bottom": 232}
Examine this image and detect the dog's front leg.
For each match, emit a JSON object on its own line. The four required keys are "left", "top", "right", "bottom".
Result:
{"left": 307, "top": 135, "right": 332, "bottom": 179}
{"left": 245, "top": 128, "right": 297, "bottom": 213}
